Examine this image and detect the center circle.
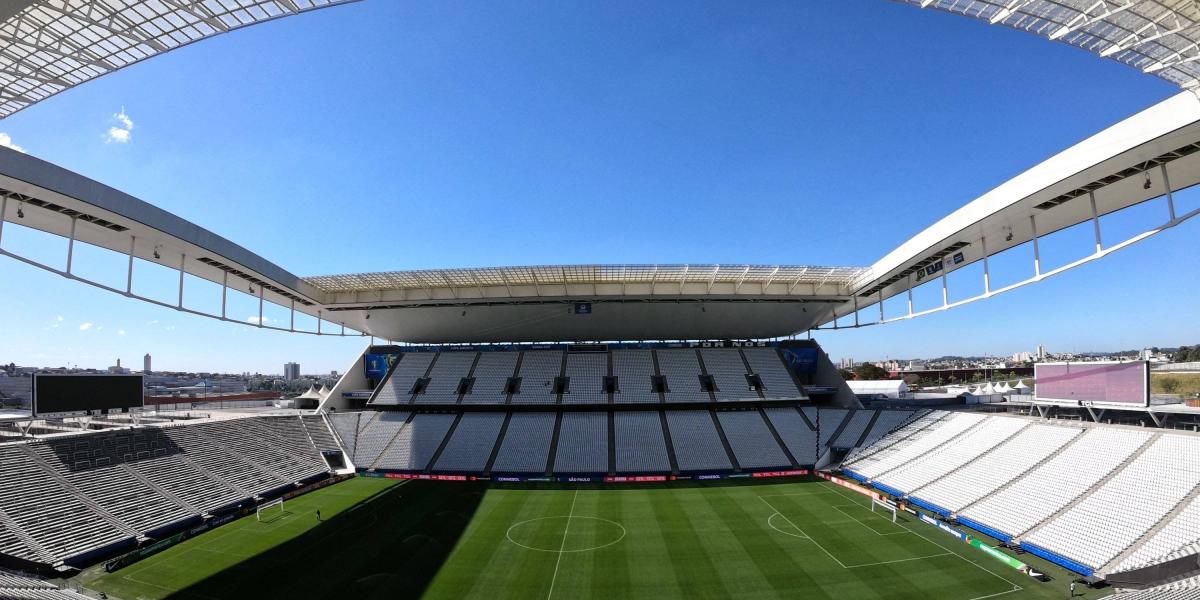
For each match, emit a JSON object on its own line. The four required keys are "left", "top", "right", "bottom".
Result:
{"left": 506, "top": 516, "right": 627, "bottom": 553}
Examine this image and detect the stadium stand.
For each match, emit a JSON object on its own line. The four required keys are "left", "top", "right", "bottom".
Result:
{"left": 371, "top": 352, "right": 435, "bottom": 405}
{"left": 491, "top": 412, "right": 556, "bottom": 473}
{"left": 1113, "top": 579, "right": 1200, "bottom": 599}
{"left": 830, "top": 410, "right": 874, "bottom": 449}
{"left": 764, "top": 407, "right": 819, "bottom": 465}
{"left": 462, "top": 351, "right": 518, "bottom": 404}
{"left": 326, "top": 412, "right": 361, "bottom": 457}
{"left": 911, "top": 423, "right": 1082, "bottom": 514}
{"left": 699, "top": 348, "right": 753, "bottom": 401}
{"left": 803, "top": 407, "right": 849, "bottom": 449}
{"left": 716, "top": 411, "right": 791, "bottom": 469}
{"left": 657, "top": 350, "right": 711, "bottom": 403}
{"left": 1118, "top": 497, "right": 1200, "bottom": 572}
{"left": 611, "top": 349, "right": 659, "bottom": 404}
{"left": 347, "top": 412, "right": 410, "bottom": 468}
{"left": 613, "top": 411, "right": 671, "bottom": 473}
{"left": 0, "top": 417, "right": 333, "bottom": 568}
{"left": 563, "top": 352, "right": 609, "bottom": 405}
{"left": 876, "top": 416, "right": 1027, "bottom": 496}
{"left": 844, "top": 411, "right": 985, "bottom": 481}
{"left": 741, "top": 347, "right": 802, "bottom": 399}
{"left": 374, "top": 413, "right": 458, "bottom": 471}
{"left": 511, "top": 351, "right": 563, "bottom": 405}
{"left": 665, "top": 410, "right": 732, "bottom": 472}
{"left": 431, "top": 413, "right": 506, "bottom": 473}
{"left": 1024, "top": 433, "right": 1200, "bottom": 570}
{"left": 0, "top": 570, "right": 90, "bottom": 600}
{"left": 553, "top": 412, "right": 609, "bottom": 473}
{"left": 416, "top": 351, "right": 476, "bottom": 404}
{"left": 960, "top": 427, "right": 1153, "bottom": 540}
{"left": 858, "top": 409, "right": 916, "bottom": 448}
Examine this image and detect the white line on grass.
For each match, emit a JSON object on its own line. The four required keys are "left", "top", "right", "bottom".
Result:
{"left": 819, "top": 482, "right": 1024, "bottom": 600}
{"left": 546, "top": 488, "right": 580, "bottom": 600}
{"left": 756, "top": 496, "right": 848, "bottom": 569}
{"left": 830, "top": 504, "right": 911, "bottom": 537}
{"left": 845, "top": 552, "right": 953, "bottom": 568}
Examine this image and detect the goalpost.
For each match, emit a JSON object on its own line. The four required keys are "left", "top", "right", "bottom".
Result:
{"left": 871, "top": 497, "right": 898, "bottom": 523}
{"left": 257, "top": 498, "right": 285, "bottom": 522}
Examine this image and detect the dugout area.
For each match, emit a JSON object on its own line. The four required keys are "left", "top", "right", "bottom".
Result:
{"left": 75, "top": 475, "right": 1111, "bottom": 600}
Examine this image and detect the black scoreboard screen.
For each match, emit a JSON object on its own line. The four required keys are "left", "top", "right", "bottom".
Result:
{"left": 33, "top": 374, "right": 144, "bottom": 417}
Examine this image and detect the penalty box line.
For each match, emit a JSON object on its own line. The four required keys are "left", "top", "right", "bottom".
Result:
{"left": 830, "top": 504, "right": 912, "bottom": 537}
{"left": 757, "top": 496, "right": 952, "bottom": 570}
{"left": 818, "top": 482, "right": 1025, "bottom": 599}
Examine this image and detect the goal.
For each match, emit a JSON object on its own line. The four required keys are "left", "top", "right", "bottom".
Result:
{"left": 257, "top": 498, "right": 285, "bottom": 522}
{"left": 871, "top": 497, "right": 898, "bottom": 523}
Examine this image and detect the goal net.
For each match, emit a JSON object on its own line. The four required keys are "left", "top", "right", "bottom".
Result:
{"left": 257, "top": 498, "right": 285, "bottom": 522}
{"left": 871, "top": 497, "right": 898, "bottom": 523}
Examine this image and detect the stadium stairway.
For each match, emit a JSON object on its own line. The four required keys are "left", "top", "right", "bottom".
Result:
{"left": 709, "top": 410, "right": 742, "bottom": 471}
{"left": 759, "top": 407, "right": 800, "bottom": 469}
{"left": 173, "top": 450, "right": 254, "bottom": 500}
{"left": 1103, "top": 478, "right": 1200, "bottom": 576}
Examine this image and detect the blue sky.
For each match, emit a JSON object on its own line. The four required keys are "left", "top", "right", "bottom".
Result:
{"left": 0, "top": 0, "right": 1196, "bottom": 374}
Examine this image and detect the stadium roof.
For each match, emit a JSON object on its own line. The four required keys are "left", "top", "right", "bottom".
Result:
{"left": 0, "top": 0, "right": 359, "bottom": 118}
{"left": 906, "top": 0, "right": 1200, "bottom": 89}
{"left": 2, "top": 1, "right": 1200, "bottom": 122}
{"left": 303, "top": 265, "right": 867, "bottom": 296}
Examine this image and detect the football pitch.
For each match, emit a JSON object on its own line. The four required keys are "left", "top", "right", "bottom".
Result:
{"left": 80, "top": 476, "right": 1114, "bottom": 600}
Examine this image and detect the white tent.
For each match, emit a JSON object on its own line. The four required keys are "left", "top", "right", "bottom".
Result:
{"left": 1013, "top": 380, "right": 1031, "bottom": 391}
{"left": 998, "top": 381, "right": 1012, "bottom": 393}
{"left": 982, "top": 382, "right": 996, "bottom": 394}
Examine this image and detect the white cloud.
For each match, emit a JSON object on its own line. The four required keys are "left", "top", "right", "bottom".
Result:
{"left": 0, "top": 133, "right": 24, "bottom": 153}
{"left": 145, "top": 319, "right": 159, "bottom": 325}
{"left": 246, "top": 315, "right": 272, "bottom": 325}
{"left": 78, "top": 322, "right": 93, "bottom": 331}
{"left": 118, "top": 329, "right": 126, "bottom": 336}
{"left": 106, "top": 107, "right": 134, "bottom": 143}
{"left": 96, "top": 326, "right": 104, "bottom": 331}
{"left": 51, "top": 316, "right": 63, "bottom": 329}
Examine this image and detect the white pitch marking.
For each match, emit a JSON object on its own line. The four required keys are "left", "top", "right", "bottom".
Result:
{"left": 819, "top": 481, "right": 1024, "bottom": 598}
{"left": 757, "top": 495, "right": 848, "bottom": 569}
{"left": 546, "top": 488, "right": 579, "bottom": 600}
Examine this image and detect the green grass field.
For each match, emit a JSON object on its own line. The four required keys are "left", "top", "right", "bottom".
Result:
{"left": 79, "top": 476, "right": 1115, "bottom": 600}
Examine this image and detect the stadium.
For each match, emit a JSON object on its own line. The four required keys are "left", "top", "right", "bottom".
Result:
{"left": 0, "top": 1, "right": 1199, "bottom": 599}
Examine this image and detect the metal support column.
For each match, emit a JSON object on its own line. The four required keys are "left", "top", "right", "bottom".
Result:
{"left": 290, "top": 299, "right": 295, "bottom": 332}
{"left": 257, "top": 286, "right": 264, "bottom": 327}
{"left": 877, "top": 290, "right": 884, "bottom": 323}
{"left": 1030, "top": 214, "right": 1041, "bottom": 277}
{"left": 852, "top": 295, "right": 859, "bottom": 327}
{"left": 125, "top": 236, "right": 135, "bottom": 294}
{"left": 941, "top": 271, "right": 948, "bottom": 307}
{"left": 906, "top": 274, "right": 914, "bottom": 316}
{"left": 1089, "top": 191, "right": 1103, "bottom": 252}
{"left": 220, "top": 271, "right": 228, "bottom": 319}
{"left": 177, "top": 253, "right": 185, "bottom": 308}
{"left": 65, "top": 217, "right": 77, "bottom": 275}
{"left": 0, "top": 196, "right": 7, "bottom": 248}
{"left": 981, "top": 235, "right": 991, "bottom": 294}
{"left": 317, "top": 310, "right": 322, "bottom": 335}
{"left": 1161, "top": 164, "right": 1176, "bottom": 221}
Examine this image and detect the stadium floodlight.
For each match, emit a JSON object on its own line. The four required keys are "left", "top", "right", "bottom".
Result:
{"left": 1144, "top": 172, "right": 1153, "bottom": 189}
{"left": 256, "top": 498, "right": 285, "bottom": 522}
{"left": 16, "top": 202, "right": 23, "bottom": 219}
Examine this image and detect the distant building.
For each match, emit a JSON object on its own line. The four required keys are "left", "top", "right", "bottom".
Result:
{"left": 1011, "top": 351, "right": 1032, "bottom": 363}
{"left": 330, "top": 370, "right": 338, "bottom": 378}
{"left": 838, "top": 357, "right": 855, "bottom": 369}
{"left": 1036, "top": 345, "right": 1047, "bottom": 360}
{"left": 107, "top": 358, "right": 130, "bottom": 375}
{"left": 143, "top": 353, "right": 152, "bottom": 374}
{"left": 284, "top": 362, "right": 300, "bottom": 381}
